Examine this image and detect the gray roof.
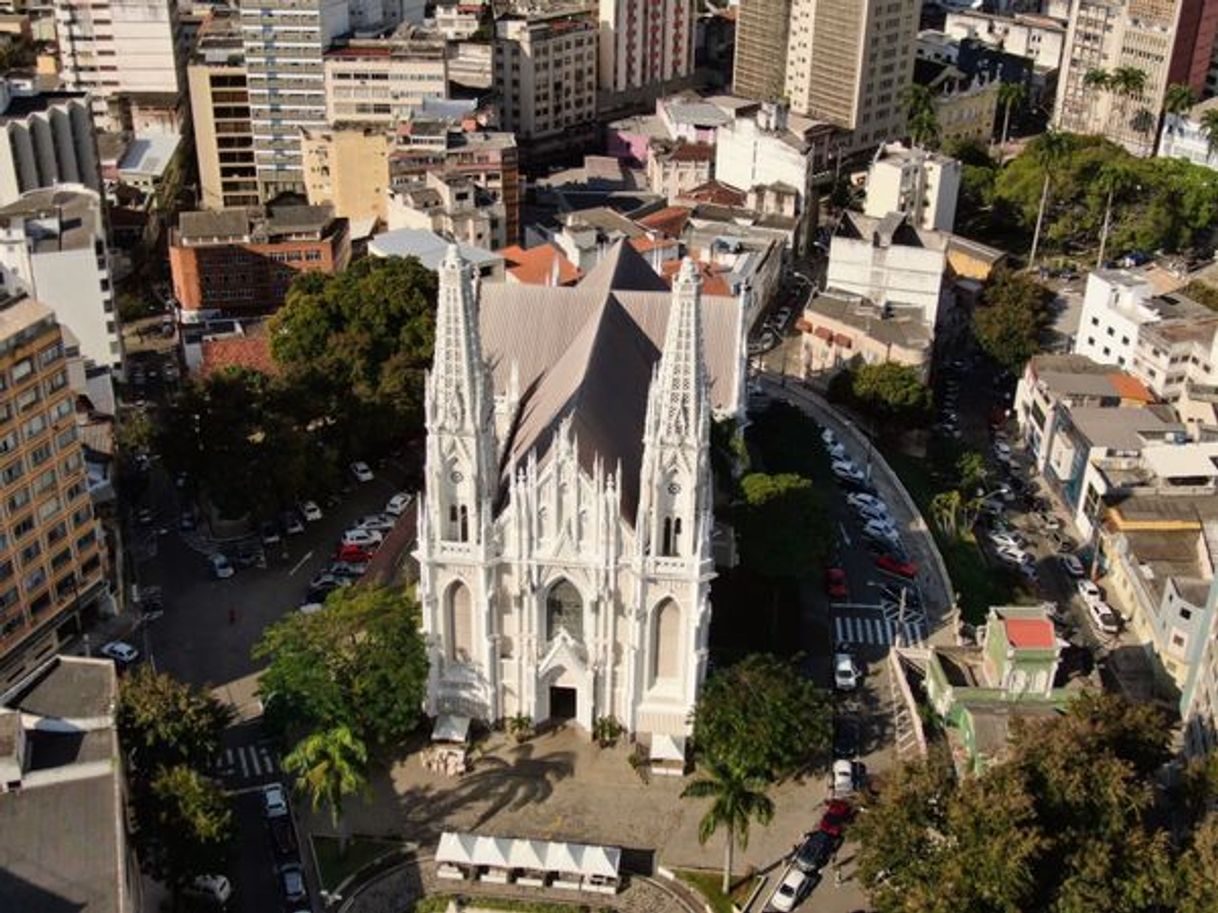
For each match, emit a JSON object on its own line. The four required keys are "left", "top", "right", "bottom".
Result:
{"left": 480, "top": 241, "right": 741, "bottom": 520}
{"left": 1066, "top": 405, "right": 1184, "bottom": 450}
{"left": 805, "top": 291, "right": 932, "bottom": 350}
{"left": 6, "top": 656, "right": 115, "bottom": 720}
{"left": 178, "top": 207, "right": 251, "bottom": 241}
{"left": 369, "top": 228, "right": 500, "bottom": 269}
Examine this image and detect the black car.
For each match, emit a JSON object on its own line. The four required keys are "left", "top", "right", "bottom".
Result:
{"left": 269, "top": 816, "right": 298, "bottom": 857}
{"left": 793, "top": 830, "right": 836, "bottom": 874}
{"left": 833, "top": 717, "right": 860, "bottom": 759}
{"left": 259, "top": 521, "right": 281, "bottom": 546}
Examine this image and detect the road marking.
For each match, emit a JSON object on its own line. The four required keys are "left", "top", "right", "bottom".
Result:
{"left": 237, "top": 747, "right": 249, "bottom": 779}
{"left": 259, "top": 745, "right": 275, "bottom": 774}
{"left": 288, "top": 550, "right": 313, "bottom": 577}
{"left": 224, "top": 748, "right": 233, "bottom": 768}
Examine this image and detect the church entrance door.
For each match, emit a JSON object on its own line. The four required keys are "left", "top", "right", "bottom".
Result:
{"left": 549, "top": 686, "right": 577, "bottom": 721}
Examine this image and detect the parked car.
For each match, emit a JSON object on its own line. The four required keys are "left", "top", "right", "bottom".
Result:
{"left": 298, "top": 602, "right": 324, "bottom": 616}
{"left": 349, "top": 461, "right": 374, "bottom": 483}
{"left": 793, "top": 829, "right": 836, "bottom": 873}
{"left": 279, "top": 863, "right": 307, "bottom": 904}
{"left": 1089, "top": 600, "right": 1122, "bottom": 635}
{"left": 330, "top": 560, "right": 369, "bottom": 579}
{"left": 1077, "top": 579, "right": 1103, "bottom": 607}
{"left": 824, "top": 567, "right": 848, "bottom": 600}
{"left": 861, "top": 518, "right": 899, "bottom": 542}
{"left": 1059, "top": 554, "right": 1085, "bottom": 577}
{"left": 262, "top": 782, "right": 289, "bottom": 819}
{"left": 269, "top": 815, "right": 298, "bottom": 856}
{"left": 846, "top": 492, "right": 885, "bottom": 512}
{"left": 855, "top": 501, "right": 893, "bottom": 525}
{"left": 832, "top": 460, "right": 865, "bottom": 483}
{"left": 833, "top": 716, "right": 860, "bottom": 759}
{"left": 874, "top": 554, "right": 918, "bottom": 579}
{"left": 357, "top": 514, "right": 396, "bottom": 532}
{"left": 341, "top": 528, "right": 383, "bottom": 549}
{"left": 209, "top": 553, "right": 234, "bottom": 579}
{"left": 821, "top": 427, "right": 838, "bottom": 448}
{"left": 183, "top": 874, "right": 232, "bottom": 906}
{"left": 818, "top": 799, "right": 854, "bottom": 839}
{"left": 337, "top": 543, "right": 374, "bottom": 563}
{"left": 299, "top": 500, "right": 323, "bottom": 522}
{"left": 282, "top": 511, "right": 305, "bottom": 535}
{"left": 833, "top": 653, "right": 859, "bottom": 691}
{"left": 832, "top": 759, "right": 856, "bottom": 797}
{"left": 770, "top": 867, "right": 813, "bottom": 913}
{"left": 259, "top": 521, "right": 281, "bottom": 547}
{"left": 385, "top": 492, "right": 413, "bottom": 516}
{"left": 99, "top": 641, "right": 139, "bottom": 665}
{"left": 178, "top": 510, "right": 197, "bottom": 532}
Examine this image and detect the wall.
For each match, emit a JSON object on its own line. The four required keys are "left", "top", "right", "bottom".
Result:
{"left": 29, "top": 247, "right": 117, "bottom": 370}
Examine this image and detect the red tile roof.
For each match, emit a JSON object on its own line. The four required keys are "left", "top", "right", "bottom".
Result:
{"left": 1107, "top": 373, "right": 1154, "bottom": 403}
{"left": 199, "top": 335, "right": 277, "bottom": 380}
{"left": 502, "top": 243, "right": 582, "bottom": 286}
{"left": 636, "top": 205, "right": 691, "bottom": 239}
{"left": 1004, "top": 617, "right": 1055, "bottom": 650}
{"left": 681, "top": 180, "right": 746, "bottom": 207}
{"left": 629, "top": 236, "right": 679, "bottom": 255}
{"left": 666, "top": 142, "right": 714, "bottom": 162}
{"left": 659, "top": 258, "right": 732, "bottom": 296}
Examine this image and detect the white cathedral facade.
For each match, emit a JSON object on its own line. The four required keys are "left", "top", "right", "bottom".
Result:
{"left": 414, "top": 241, "right": 747, "bottom": 743}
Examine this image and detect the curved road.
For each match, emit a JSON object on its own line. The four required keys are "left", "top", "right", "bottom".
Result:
{"left": 757, "top": 373, "right": 956, "bottom": 646}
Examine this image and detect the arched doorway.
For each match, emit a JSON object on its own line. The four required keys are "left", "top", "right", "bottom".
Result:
{"left": 545, "top": 579, "right": 583, "bottom": 643}
{"left": 446, "top": 580, "right": 473, "bottom": 663}
{"left": 650, "top": 598, "right": 681, "bottom": 687}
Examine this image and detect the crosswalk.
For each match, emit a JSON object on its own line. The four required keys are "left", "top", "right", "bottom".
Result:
{"left": 213, "top": 742, "right": 280, "bottom": 782}
{"left": 834, "top": 613, "right": 927, "bottom": 647}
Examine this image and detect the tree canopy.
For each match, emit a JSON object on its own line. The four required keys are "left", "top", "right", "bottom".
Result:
{"left": 253, "top": 585, "right": 430, "bottom": 749}
{"left": 117, "top": 667, "right": 233, "bottom": 775}
{"left": 734, "top": 472, "right": 831, "bottom": 579}
{"left": 690, "top": 653, "right": 831, "bottom": 781}
{"left": 973, "top": 268, "right": 1052, "bottom": 371}
{"left": 851, "top": 362, "right": 932, "bottom": 425}
{"left": 852, "top": 692, "right": 1200, "bottom": 913}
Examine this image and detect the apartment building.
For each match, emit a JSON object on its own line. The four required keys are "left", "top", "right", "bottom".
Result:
{"left": 169, "top": 204, "right": 351, "bottom": 315}
{"left": 0, "top": 80, "right": 99, "bottom": 206}
{"left": 435, "top": 1, "right": 485, "bottom": 40}
{"left": 1183, "top": 576, "right": 1218, "bottom": 756}
{"left": 493, "top": 5, "right": 597, "bottom": 143}
{"left": 1056, "top": 0, "right": 1218, "bottom": 157}
{"left": 301, "top": 124, "right": 391, "bottom": 225}
{"left": 733, "top": 0, "right": 791, "bottom": 102}
{"left": 943, "top": 9, "right": 1067, "bottom": 71}
{"left": 0, "top": 187, "right": 121, "bottom": 372}
{"left": 54, "top": 0, "right": 184, "bottom": 130}
{"left": 0, "top": 297, "right": 108, "bottom": 686}
{"left": 1160, "top": 95, "right": 1218, "bottom": 171}
{"left": 914, "top": 59, "right": 1001, "bottom": 148}
{"left": 783, "top": 0, "right": 920, "bottom": 154}
{"left": 324, "top": 31, "right": 448, "bottom": 125}
{"left": 863, "top": 141, "right": 961, "bottom": 232}
{"left": 188, "top": 8, "right": 258, "bottom": 209}
{"left": 385, "top": 170, "right": 506, "bottom": 249}
{"left": 597, "top": 0, "right": 693, "bottom": 93}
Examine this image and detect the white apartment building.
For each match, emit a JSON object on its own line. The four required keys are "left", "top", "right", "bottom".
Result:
{"left": 784, "top": 0, "right": 920, "bottom": 154}
{"left": 435, "top": 1, "right": 483, "bottom": 39}
{"left": 863, "top": 141, "right": 961, "bottom": 233}
{"left": 493, "top": 7, "right": 597, "bottom": 142}
{"left": 324, "top": 32, "right": 448, "bottom": 125}
{"left": 0, "top": 81, "right": 100, "bottom": 207}
{"left": 385, "top": 171, "right": 506, "bottom": 249}
{"left": 1074, "top": 270, "right": 1158, "bottom": 371}
{"left": 943, "top": 10, "right": 1067, "bottom": 71}
{"left": 1160, "top": 96, "right": 1218, "bottom": 172}
{"left": 55, "top": 0, "right": 185, "bottom": 129}
{"left": 597, "top": 0, "right": 693, "bottom": 93}
{"left": 1182, "top": 578, "right": 1218, "bottom": 757}
{"left": 0, "top": 186, "right": 121, "bottom": 372}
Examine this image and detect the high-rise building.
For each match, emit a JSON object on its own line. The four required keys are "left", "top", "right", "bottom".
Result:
{"left": 1057, "top": 0, "right": 1218, "bottom": 157}
{"left": 0, "top": 79, "right": 100, "bottom": 206}
{"left": 784, "top": 0, "right": 921, "bottom": 153}
{"left": 732, "top": 0, "right": 791, "bottom": 102}
{"left": 302, "top": 124, "right": 392, "bottom": 224}
{"left": 863, "top": 141, "right": 961, "bottom": 233}
{"left": 596, "top": 0, "right": 693, "bottom": 93}
{"left": 54, "top": 0, "right": 184, "bottom": 130}
{"left": 324, "top": 31, "right": 448, "bottom": 125}
{"left": 0, "top": 187, "right": 121, "bottom": 372}
{"left": 188, "top": 8, "right": 258, "bottom": 209}
{"left": 493, "top": 6, "right": 598, "bottom": 144}
{"left": 0, "top": 296, "right": 109, "bottom": 687}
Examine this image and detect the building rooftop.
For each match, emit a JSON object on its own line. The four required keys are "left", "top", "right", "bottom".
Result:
{"left": 1029, "top": 353, "right": 1154, "bottom": 403}
{"left": 502, "top": 242, "right": 582, "bottom": 286}
{"left": 177, "top": 204, "right": 338, "bottom": 244}
{"left": 636, "top": 205, "right": 692, "bottom": 238}
{"left": 1141, "top": 442, "right": 1218, "bottom": 481}
{"left": 368, "top": 227, "right": 500, "bottom": 271}
{"left": 117, "top": 131, "right": 181, "bottom": 180}
{"left": 0, "top": 88, "right": 87, "bottom": 123}
{"left": 663, "top": 99, "right": 733, "bottom": 128}
{"left": 4, "top": 655, "right": 115, "bottom": 720}
{"left": 838, "top": 210, "right": 949, "bottom": 252}
{"left": 998, "top": 613, "right": 1056, "bottom": 650}
{"left": 1067, "top": 404, "right": 1184, "bottom": 451}
{"left": 804, "top": 291, "right": 933, "bottom": 351}
{"left": 0, "top": 295, "right": 55, "bottom": 343}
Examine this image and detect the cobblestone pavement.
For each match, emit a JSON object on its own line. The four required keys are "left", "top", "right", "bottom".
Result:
{"left": 342, "top": 852, "right": 701, "bottom": 913}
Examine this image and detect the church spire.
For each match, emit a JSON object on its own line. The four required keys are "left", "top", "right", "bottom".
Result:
{"left": 651, "top": 257, "right": 709, "bottom": 444}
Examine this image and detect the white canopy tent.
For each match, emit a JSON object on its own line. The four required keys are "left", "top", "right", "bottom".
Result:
{"left": 434, "top": 832, "right": 622, "bottom": 893}
{"left": 431, "top": 714, "right": 471, "bottom": 744}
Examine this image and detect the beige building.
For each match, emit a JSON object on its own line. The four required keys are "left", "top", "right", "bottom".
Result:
{"left": 733, "top": 0, "right": 791, "bottom": 102}
{"left": 385, "top": 170, "right": 506, "bottom": 249}
{"left": 493, "top": 5, "right": 597, "bottom": 142}
{"left": 597, "top": 0, "right": 693, "bottom": 93}
{"left": 864, "top": 142, "right": 961, "bottom": 233}
{"left": 0, "top": 295, "right": 109, "bottom": 687}
{"left": 799, "top": 289, "right": 933, "bottom": 381}
{"left": 187, "top": 8, "right": 257, "bottom": 210}
{"left": 646, "top": 140, "right": 713, "bottom": 202}
{"left": 784, "top": 0, "right": 921, "bottom": 154}
{"left": 324, "top": 31, "right": 448, "bottom": 125}
{"left": 302, "top": 124, "right": 391, "bottom": 225}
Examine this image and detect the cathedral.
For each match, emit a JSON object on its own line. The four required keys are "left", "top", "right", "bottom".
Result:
{"left": 414, "top": 240, "right": 747, "bottom": 745}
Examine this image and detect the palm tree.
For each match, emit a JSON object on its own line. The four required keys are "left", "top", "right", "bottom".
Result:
{"left": 1028, "top": 129, "right": 1070, "bottom": 268}
{"left": 1083, "top": 68, "right": 1111, "bottom": 132}
{"left": 996, "top": 82, "right": 1027, "bottom": 149}
{"left": 930, "top": 490, "right": 963, "bottom": 538}
{"left": 1110, "top": 65, "right": 1148, "bottom": 141}
{"left": 681, "top": 759, "right": 775, "bottom": 894}
{"left": 902, "top": 84, "right": 940, "bottom": 149}
{"left": 1159, "top": 82, "right": 1196, "bottom": 155}
{"left": 1199, "top": 107, "right": 1218, "bottom": 161}
{"left": 1095, "top": 160, "right": 1136, "bottom": 268}
{"left": 283, "top": 725, "right": 369, "bottom": 852}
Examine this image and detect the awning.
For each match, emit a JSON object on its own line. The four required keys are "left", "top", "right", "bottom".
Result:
{"left": 431, "top": 714, "right": 471, "bottom": 744}
{"left": 508, "top": 839, "right": 548, "bottom": 870}
{"left": 471, "top": 836, "right": 513, "bottom": 868}
{"left": 649, "top": 734, "right": 686, "bottom": 762}
{"left": 580, "top": 845, "right": 622, "bottom": 878}
{"left": 436, "top": 832, "right": 621, "bottom": 880}
{"left": 436, "top": 831, "right": 479, "bottom": 865}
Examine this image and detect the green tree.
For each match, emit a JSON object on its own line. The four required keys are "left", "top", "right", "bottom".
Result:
{"left": 1176, "top": 813, "right": 1218, "bottom": 913}
{"left": 930, "top": 489, "right": 963, "bottom": 537}
{"left": 996, "top": 81, "right": 1027, "bottom": 148}
{"left": 283, "top": 725, "right": 369, "bottom": 851}
{"left": 117, "top": 667, "right": 233, "bottom": 778}
{"left": 1200, "top": 107, "right": 1218, "bottom": 158}
{"left": 116, "top": 408, "right": 155, "bottom": 456}
{"left": 131, "top": 764, "right": 233, "bottom": 901}
{"left": 1162, "top": 82, "right": 1196, "bottom": 121}
{"left": 1027, "top": 129, "right": 1071, "bottom": 266}
{"left": 690, "top": 654, "right": 832, "bottom": 782}
{"left": 1095, "top": 159, "right": 1138, "bottom": 267}
{"left": 973, "top": 269, "right": 1051, "bottom": 371}
{"left": 254, "top": 585, "right": 430, "bottom": 748}
{"left": 903, "top": 84, "right": 940, "bottom": 149}
{"left": 734, "top": 473, "right": 830, "bottom": 579}
{"left": 851, "top": 362, "right": 931, "bottom": 427}
{"left": 681, "top": 758, "right": 775, "bottom": 894}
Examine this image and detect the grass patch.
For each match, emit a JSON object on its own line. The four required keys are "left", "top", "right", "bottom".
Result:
{"left": 411, "top": 896, "right": 612, "bottom": 913}
{"left": 676, "top": 869, "right": 762, "bottom": 913}
{"left": 311, "top": 834, "right": 399, "bottom": 893}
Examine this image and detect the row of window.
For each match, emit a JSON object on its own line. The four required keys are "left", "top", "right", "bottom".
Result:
{"left": 0, "top": 417, "right": 77, "bottom": 466}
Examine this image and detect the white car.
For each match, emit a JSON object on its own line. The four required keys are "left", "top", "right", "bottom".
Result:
{"left": 349, "top": 461, "right": 374, "bottom": 483}
{"left": 862, "top": 518, "right": 899, "bottom": 542}
{"left": 989, "top": 531, "right": 1023, "bottom": 550}
{"left": 1089, "top": 600, "right": 1122, "bottom": 635}
{"left": 827, "top": 441, "right": 848, "bottom": 460}
{"left": 994, "top": 441, "right": 1013, "bottom": 462}
{"left": 184, "top": 875, "right": 232, "bottom": 905}
{"left": 341, "top": 528, "right": 383, "bottom": 548}
{"left": 298, "top": 602, "right": 324, "bottom": 615}
{"left": 209, "top": 553, "right": 234, "bottom": 579}
{"left": 299, "top": 500, "right": 323, "bottom": 522}
{"left": 832, "top": 759, "right": 856, "bottom": 797}
{"left": 821, "top": 427, "right": 838, "bottom": 447}
{"left": 1059, "top": 554, "right": 1085, "bottom": 577}
{"left": 846, "top": 492, "right": 885, "bottom": 512}
{"left": 996, "top": 544, "right": 1031, "bottom": 566}
{"left": 263, "top": 782, "right": 289, "bottom": 819}
{"left": 385, "top": 492, "right": 413, "bottom": 516}
{"left": 770, "top": 867, "right": 812, "bottom": 913}
{"left": 1076, "top": 579, "right": 1103, "bottom": 607}
{"left": 834, "top": 654, "right": 859, "bottom": 691}
{"left": 856, "top": 501, "right": 893, "bottom": 524}
{"left": 832, "top": 461, "right": 865, "bottom": 483}
{"left": 99, "top": 641, "right": 139, "bottom": 664}
{"left": 357, "top": 513, "right": 396, "bottom": 532}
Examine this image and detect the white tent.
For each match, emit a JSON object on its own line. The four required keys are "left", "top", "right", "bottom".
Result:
{"left": 471, "top": 836, "right": 513, "bottom": 869}
{"left": 649, "top": 734, "right": 686, "bottom": 762}
{"left": 545, "top": 841, "right": 583, "bottom": 876}
{"left": 431, "top": 714, "right": 471, "bottom": 744}
{"left": 434, "top": 832, "right": 622, "bottom": 891}
{"left": 580, "top": 844, "right": 622, "bottom": 879}
{"left": 436, "top": 831, "right": 478, "bottom": 866}
{"left": 508, "top": 839, "right": 548, "bottom": 871}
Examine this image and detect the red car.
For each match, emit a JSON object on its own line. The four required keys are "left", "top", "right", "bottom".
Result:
{"left": 336, "top": 543, "right": 374, "bottom": 562}
{"left": 874, "top": 554, "right": 918, "bottom": 579}
{"left": 824, "top": 567, "right": 848, "bottom": 599}
{"left": 818, "top": 799, "right": 854, "bottom": 838}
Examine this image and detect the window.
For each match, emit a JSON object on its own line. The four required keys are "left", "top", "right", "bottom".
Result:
{"left": 19, "top": 541, "right": 38, "bottom": 564}
{"left": 6, "top": 487, "right": 28, "bottom": 513}
{"left": 76, "top": 529, "right": 96, "bottom": 551}
{"left": 15, "top": 388, "right": 38, "bottom": 412}
{"left": 22, "top": 566, "right": 45, "bottom": 592}
{"left": 30, "top": 442, "right": 52, "bottom": 467}
{"left": 46, "top": 520, "right": 66, "bottom": 544}
{"left": 36, "top": 496, "right": 60, "bottom": 522}
{"left": 50, "top": 548, "right": 71, "bottom": 571}
{"left": 22, "top": 414, "right": 45, "bottom": 439}
{"left": 11, "top": 515, "right": 33, "bottom": 538}
{"left": 31, "top": 469, "right": 54, "bottom": 496}
{"left": 10, "top": 359, "right": 32, "bottom": 384}
{"left": 1, "top": 460, "right": 23, "bottom": 485}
